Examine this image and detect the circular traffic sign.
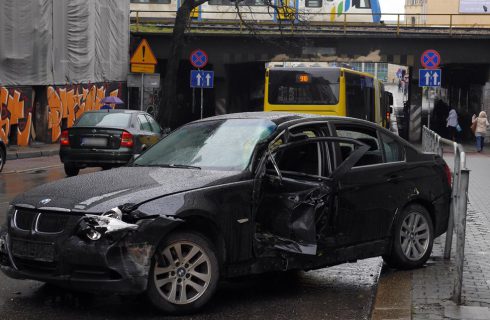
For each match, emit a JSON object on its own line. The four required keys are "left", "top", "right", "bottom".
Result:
{"left": 190, "top": 49, "right": 208, "bottom": 69}
{"left": 421, "top": 49, "right": 441, "bottom": 69}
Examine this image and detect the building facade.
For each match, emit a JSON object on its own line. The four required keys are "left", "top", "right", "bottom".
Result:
{"left": 405, "top": 0, "right": 490, "bottom": 27}
{"left": 0, "top": 1, "right": 130, "bottom": 146}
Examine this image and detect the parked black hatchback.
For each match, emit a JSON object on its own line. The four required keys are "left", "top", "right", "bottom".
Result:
{"left": 1, "top": 112, "right": 451, "bottom": 314}
{"left": 59, "top": 109, "right": 162, "bottom": 176}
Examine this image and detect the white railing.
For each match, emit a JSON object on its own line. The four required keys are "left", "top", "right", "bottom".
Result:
{"left": 422, "top": 125, "right": 469, "bottom": 305}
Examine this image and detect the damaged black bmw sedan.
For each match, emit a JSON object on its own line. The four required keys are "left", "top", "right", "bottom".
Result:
{"left": 0, "top": 112, "right": 451, "bottom": 314}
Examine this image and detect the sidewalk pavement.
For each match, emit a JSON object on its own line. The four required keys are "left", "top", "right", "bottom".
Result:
{"left": 6, "top": 143, "right": 59, "bottom": 160}
{"left": 408, "top": 151, "right": 490, "bottom": 320}
{"left": 374, "top": 148, "right": 490, "bottom": 320}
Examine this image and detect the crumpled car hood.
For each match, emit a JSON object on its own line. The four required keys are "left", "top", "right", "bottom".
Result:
{"left": 12, "top": 167, "right": 243, "bottom": 213}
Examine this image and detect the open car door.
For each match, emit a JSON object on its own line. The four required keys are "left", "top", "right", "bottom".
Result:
{"left": 255, "top": 136, "right": 369, "bottom": 256}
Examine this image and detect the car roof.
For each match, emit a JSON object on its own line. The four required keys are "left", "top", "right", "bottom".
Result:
{"left": 83, "top": 109, "right": 143, "bottom": 114}
{"left": 194, "top": 111, "right": 377, "bottom": 127}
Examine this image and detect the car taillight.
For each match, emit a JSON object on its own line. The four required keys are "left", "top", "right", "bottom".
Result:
{"left": 60, "top": 130, "right": 70, "bottom": 146}
{"left": 444, "top": 163, "right": 452, "bottom": 187}
{"left": 121, "top": 131, "right": 134, "bottom": 148}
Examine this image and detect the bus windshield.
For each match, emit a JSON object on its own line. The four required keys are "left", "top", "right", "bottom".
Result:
{"left": 268, "top": 68, "right": 340, "bottom": 105}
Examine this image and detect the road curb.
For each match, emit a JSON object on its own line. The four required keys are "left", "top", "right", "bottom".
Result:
{"left": 6, "top": 149, "right": 59, "bottom": 161}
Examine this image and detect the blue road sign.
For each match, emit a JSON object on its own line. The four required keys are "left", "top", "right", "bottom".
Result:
{"left": 419, "top": 69, "right": 442, "bottom": 87}
{"left": 190, "top": 70, "right": 214, "bottom": 88}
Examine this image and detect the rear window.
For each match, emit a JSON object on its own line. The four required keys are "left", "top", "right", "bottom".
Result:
{"left": 75, "top": 112, "right": 131, "bottom": 128}
{"left": 268, "top": 68, "right": 340, "bottom": 105}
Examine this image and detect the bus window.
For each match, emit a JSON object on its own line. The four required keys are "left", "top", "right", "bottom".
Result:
{"left": 345, "top": 72, "right": 375, "bottom": 121}
{"left": 268, "top": 69, "right": 340, "bottom": 105}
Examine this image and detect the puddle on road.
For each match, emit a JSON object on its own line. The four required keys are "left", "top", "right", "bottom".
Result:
{"left": 28, "top": 169, "right": 47, "bottom": 174}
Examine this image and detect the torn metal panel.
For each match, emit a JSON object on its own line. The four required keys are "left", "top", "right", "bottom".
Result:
{"left": 257, "top": 180, "right": 333, "bottom": 255}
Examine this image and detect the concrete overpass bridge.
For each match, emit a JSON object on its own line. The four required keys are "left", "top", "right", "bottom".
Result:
{"left": 131, "top": 20, "right": 490, "bottom": 141}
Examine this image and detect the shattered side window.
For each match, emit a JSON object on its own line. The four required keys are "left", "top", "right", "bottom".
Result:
{"left": 335, "top": 126, "right": 383, "bottom": 167}
{"left": 380, "top": 132, "right": 405, "bottom": 163}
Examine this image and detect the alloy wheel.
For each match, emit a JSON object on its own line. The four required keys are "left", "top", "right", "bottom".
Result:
{"left": 153, "top": 241, "right": 212, "bottom": 305}
{"left": 399, "top": 211, "right": 430, "bottom": 261}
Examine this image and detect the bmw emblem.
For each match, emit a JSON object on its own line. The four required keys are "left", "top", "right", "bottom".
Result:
{"left": 39, "top": 198, "right": 52, "bottom": 206}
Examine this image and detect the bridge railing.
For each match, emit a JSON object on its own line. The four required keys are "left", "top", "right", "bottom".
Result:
{"left": 422, "top": 125, "right": 469, "bottom": 305}
{"left": 130, "top": 10, "right": 490, "bottom": 35}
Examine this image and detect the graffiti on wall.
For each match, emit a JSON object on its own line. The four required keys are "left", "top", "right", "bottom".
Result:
{"left": 47, "top": 83, "right": 123, "bottom": 143}
{"left": 0, "top": 87, "right": 32, "bottom": 146}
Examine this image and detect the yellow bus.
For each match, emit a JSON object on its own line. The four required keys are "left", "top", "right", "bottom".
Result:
{"left": 264, "top": 66, "right": 393, "bottom": 128}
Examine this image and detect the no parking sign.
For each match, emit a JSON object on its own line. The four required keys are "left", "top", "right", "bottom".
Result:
{"left": 421, "top": 49, "right": 441, "bottom": 69}
{"left": 190, "top": 49, "right": 208, "bottom": 69}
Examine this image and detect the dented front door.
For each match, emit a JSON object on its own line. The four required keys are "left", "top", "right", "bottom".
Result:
{"left": 254, "top": 137, "right": 369, "bottom": 256}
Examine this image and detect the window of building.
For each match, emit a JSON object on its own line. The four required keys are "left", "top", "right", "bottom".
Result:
{"left": 352, "top": 0, "right": 371, "bottom": 8}
{"left": 364, "top": 63, "right": 375, "bottom": 76}
{"left": 376, "top": 63, "right": 388, "bottom": 82}
{"left": 349, "top": 62, "right": 362, "bottom": 72}
{"left": 208, "top": 0, "right": 234, "bottom": 5}
{"left": 306, "top": 0, "right": 322, "bottom": 8}
{"left": 130, "top": 0, "right": 171, "bottom": 4}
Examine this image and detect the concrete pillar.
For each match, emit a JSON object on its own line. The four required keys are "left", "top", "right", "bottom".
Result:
{"left": 481, "top": 82, "right": 490, "bottom": 142}
{"left": 213, "top": 62, "right": 228, "bottom": 115}
{"left": 409, "top": 74, "right": 424, "bottom": 142}
{"left": 482, "top": 82, "right": 490, "bottom": 116}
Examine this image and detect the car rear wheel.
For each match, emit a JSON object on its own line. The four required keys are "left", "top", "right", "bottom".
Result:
{"left": 64, "top": 163, "right": 80, "bottom": 177}
{"left": 383, "top": 204, "right": 434, "bottom": 269}
{"left": 147, "top": 232, "right": 219, "bottom": 315}
{"left": 0, "top": 148, "right": 5, "bottom": 172}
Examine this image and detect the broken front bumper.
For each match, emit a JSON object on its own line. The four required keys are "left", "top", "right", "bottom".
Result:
{"left": 0, "top": 214, "right": 181, "bottom": 295}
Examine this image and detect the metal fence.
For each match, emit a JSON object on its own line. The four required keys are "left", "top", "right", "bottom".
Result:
{"left": 422, "top": 125, "right": 469, "bottom": 305}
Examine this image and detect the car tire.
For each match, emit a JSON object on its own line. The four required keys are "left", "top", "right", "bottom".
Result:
{"left": 0, "top": 148, "right": 5, "bottom": 172}
{"left": 147, "top": 231, "right": 219, "bottom": 315}
{"left": 383, "top": 204, "right": 434, "bottom": 270}
{"left": 64, "top": 163, "right": 80, "bottom": 177}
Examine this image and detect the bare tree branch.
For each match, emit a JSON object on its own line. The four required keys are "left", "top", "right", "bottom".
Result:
{"left": 158, "top": 0, "right": 314, "bottom": 128}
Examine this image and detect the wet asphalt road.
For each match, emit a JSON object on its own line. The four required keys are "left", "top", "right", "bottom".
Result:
{"left": 0, "top": 157, "right": 382, "bottom": 320}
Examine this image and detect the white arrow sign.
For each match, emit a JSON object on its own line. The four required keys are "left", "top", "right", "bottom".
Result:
{"left": 205, "top": 73, "right": 211, "bottom": 86}
{"left": 196, "top": 73, "right": 202, "bottom": 86}
{"left": 425, "top": 71, "right": 431, "bottom": 86}
{"left": 433, "top": 72, "right": 439, "bottom": 85}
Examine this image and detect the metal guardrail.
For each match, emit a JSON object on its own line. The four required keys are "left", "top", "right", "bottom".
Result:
{"left": 422, "top": 126, "right": 469, "bottom": 305}
{"left": 130, "top": 10, "right": 490, "bottom": 35}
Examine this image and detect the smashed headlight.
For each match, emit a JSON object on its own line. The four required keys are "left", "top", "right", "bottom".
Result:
{"left": 101, "top": 207, "right": 123, "bottom": 220}
{"left": 78, "top": 213, "right": 138, "bottom": 242}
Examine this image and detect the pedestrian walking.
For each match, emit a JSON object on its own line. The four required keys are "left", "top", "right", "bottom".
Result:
{"left": 471, "top": 111, "right": 490, "bottom": 152}
{"left": 446, "top": 108, "right": 459, "bottom": 141}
